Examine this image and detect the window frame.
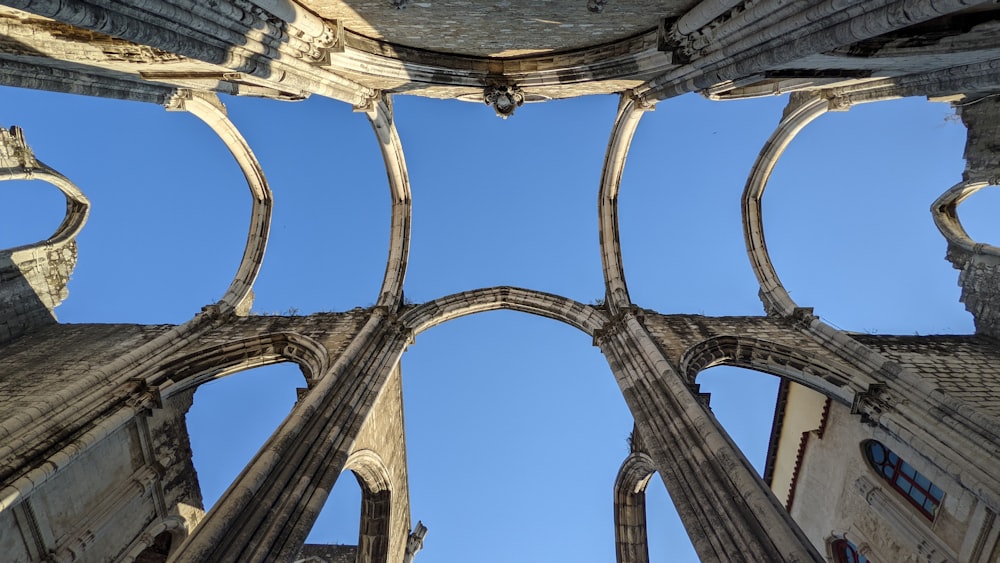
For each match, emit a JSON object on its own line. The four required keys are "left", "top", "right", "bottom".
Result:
{"left": 831, "top": 538, "right": 870, "bottom": 563}
{"left": 863, "top": 439, "right": 944, "bottom": 521}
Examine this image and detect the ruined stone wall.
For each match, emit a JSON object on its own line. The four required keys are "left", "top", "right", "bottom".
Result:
{"left": 349, "top": 366, "right": 412, "bottom": 563}
{"left": 641, "top": 313, "right": 839, "bottom": 364}
{"left": 0, "top": 392, "right": 203, "bottom": 562}
{"left": 0, "top": 324, "right": 171, "bottom": 429}
{"left": 853, "top": 334, "right": 1000, "bottom": 421}
{"left": 945, "top": 97, "right": 1000, "bottom": 340}
{"left": 0, "top": 243, "right": 76, "bottom": 343}
{"left": 151, "top": 389, "right": 205, "bottom": 527}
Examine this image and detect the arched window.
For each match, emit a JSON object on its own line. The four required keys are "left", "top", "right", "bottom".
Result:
{"left": 831, "top": 538, "right": 870, "bottom": 563}
{"left": 863, "top": 440, "right": 944, "bottom": 520}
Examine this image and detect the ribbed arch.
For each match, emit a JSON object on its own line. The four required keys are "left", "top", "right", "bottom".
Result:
{"left": 932, "top": 180, "right": 1000, "bottom": 258}
{"left": 679, "top": 335, "right": 855, "bottom": 404}
{"left": 0, "top": 127, "right": 89, "bottom": 253}
{"left": 742, "top": 95, "right": 829, "bottom": 316}
{"left": 614, "top": 451, "right": 656, "bottom": 563}
{"left": 167, "top": 91, "right": 273, "bottom": 316}
{"left": 400, "top": 286, "right": 607, "bottom": 336}
{"left": 364, "top": 97, "right": 412, "bottom": 311}
{"left": 598, "top": 95, "right": 650, "bottom": 314}
{"left": 345, "top": 449, "right": 393, "bottom": 563}
{"left": 154, "top": 332, "right": 329, "bottom": 398}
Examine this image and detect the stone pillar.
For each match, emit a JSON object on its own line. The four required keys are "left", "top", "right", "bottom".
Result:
{"left": 171, "top": 310, "right": 411, "bottom": 562}
{"left": 596, "top": 309, "right": 822, "bottom": 562}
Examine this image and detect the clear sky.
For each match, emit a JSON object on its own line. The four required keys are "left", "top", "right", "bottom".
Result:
{"left": 2, "top": 84, "right": 994, "bottom": 561}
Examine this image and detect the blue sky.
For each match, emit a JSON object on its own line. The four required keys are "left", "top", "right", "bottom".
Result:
{"left": 2, "top": 85, "right": 993, "bottom": 561}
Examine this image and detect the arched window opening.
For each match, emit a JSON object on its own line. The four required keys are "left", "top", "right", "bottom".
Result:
{"left": 645, "top": 473, "right": 699, "bottom": 562}
{"left": 697, "top": 365, "right": 781, "bottom": 474}
{"left": 401, "top": 312, "right": 680, "bottom": 560}
{"left": 863, "top": 440, "right": 943, "bottom": 520}
{"left": 298, "top": 472, "right": 363, "bottom": 561}
{"left": 831, "top": 538, "right": 871, "bottom": 563}
{"left": 186, "top": 362, "right": 305, "bottom": 511}
{"left": 0, "top": 179, "right": 66, "bottom": 250}
{"left": 134, "top": 531, "right": 173, "bottom": 563}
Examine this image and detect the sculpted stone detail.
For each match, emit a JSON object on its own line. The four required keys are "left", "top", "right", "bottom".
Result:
{"left": 587, "top": 0, "right": 609, "bottom": 14}
{"left": 402, "top": 520, "right": 427, "bottom": 563}
{"left": 484, "top": 84, "right": 525, "bottom": 119}
{"left": 0, "top": 126, "right": 36, "bottom": 171}
{"left": 851, "top": 383, "right": 896, "bottom": 426}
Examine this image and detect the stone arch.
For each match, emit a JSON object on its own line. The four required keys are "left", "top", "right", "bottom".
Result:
{"left": 155, "top": 332, "right": 329, "bottom": 398}
{"left": 400, "top": 286, "right": 607, "bottom": 337}
{"left": 745, "top": 91, "right": 959, "bottom": 319}
{"left": 0, "top": 125, "right": 89, "bottom": 339}
{"left": 614, "top": 451, "right": 656, "bottom": 563}
{"left": 364, "top": 97, "right": 412, "bottom": 312}
{"left": 166, "top": 91, "right": 273, "bottom": 316}
{"left": 742, "top": 95, "right": 829, "bottom": 317}
{"left": 598, "top": 94, "right": 651, "bottom": 314}
{"left": 345, "top": 449, "right": 393, "bottom": 563}
{"left": 679, "top": 335, "right": 856, "bottom": 404}
{"left": 932, "top": 180, "right": 1000, "bottom": 257}
{"left": 0, "top": 127, "right": 89, "bottom": 253}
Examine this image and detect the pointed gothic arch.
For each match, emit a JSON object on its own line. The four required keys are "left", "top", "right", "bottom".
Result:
{"left": 679, "top": 335, "right": 856, "bottom": 404}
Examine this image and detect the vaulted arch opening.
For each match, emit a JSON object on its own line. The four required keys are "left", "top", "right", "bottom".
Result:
{"left": 224, "top": 95, "right": 390, "bottom": 313}
{"left": 185, "top": 362, "right": 306, "bottom": 513}
{"left": 695, "top": 365, "right": 781, "bottom": 476}
{"left": 619, "top": 94, "right": 785, "bottom": 315}
{"left": 0, "top": 179, "right": 66, "bottom": 251}
{"left": 762, "top": 97, "right": 972, "bottom": 334}
{"left": 304, "top": 472, "right": 363, "bottom": 548}
{"left": 400, "top": 311, "right": 690, "bottom": 560}
{"left": 397, "top": 96, "right": 607, "bottom": 305}
{"left": 0, "top": 87, "right": 256, "bottom": 324}
{"left": 945, "top": 184, "right": 1000, "bottom": 247}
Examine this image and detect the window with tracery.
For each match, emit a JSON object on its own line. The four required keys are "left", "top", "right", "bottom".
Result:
{"left": 831, "top": 538, "right": 870, "bottom": 563}
{"left": 864, "top": 440, "right": 944, "bottom": 520}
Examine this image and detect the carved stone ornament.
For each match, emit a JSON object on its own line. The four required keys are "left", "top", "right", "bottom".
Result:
{"left": 587, "top": 0, "right": 609, "bottom": 13}
{"left": 0, "top": 126, "right": 38, "bottom": 171}
{"left": 851, "top": 383, "right": 895, "bottom": 426}
{"left": 484, "top": 84, "right": 525, "bottom": 119}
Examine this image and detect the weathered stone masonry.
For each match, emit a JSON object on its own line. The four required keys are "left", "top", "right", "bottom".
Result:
{"left": 2, "top": 1, "right": 1000, "bottom": 561}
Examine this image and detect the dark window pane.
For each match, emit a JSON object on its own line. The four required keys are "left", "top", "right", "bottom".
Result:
{"left": 868, "top": 442, "right": 886, "bottom": 464}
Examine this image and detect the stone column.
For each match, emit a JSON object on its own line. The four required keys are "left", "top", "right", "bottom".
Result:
{"left": 596, "top": 309, "right": 823, "bottom": 562}
{"left": 171, "top": 309, "right": 411, "bottom": 562}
